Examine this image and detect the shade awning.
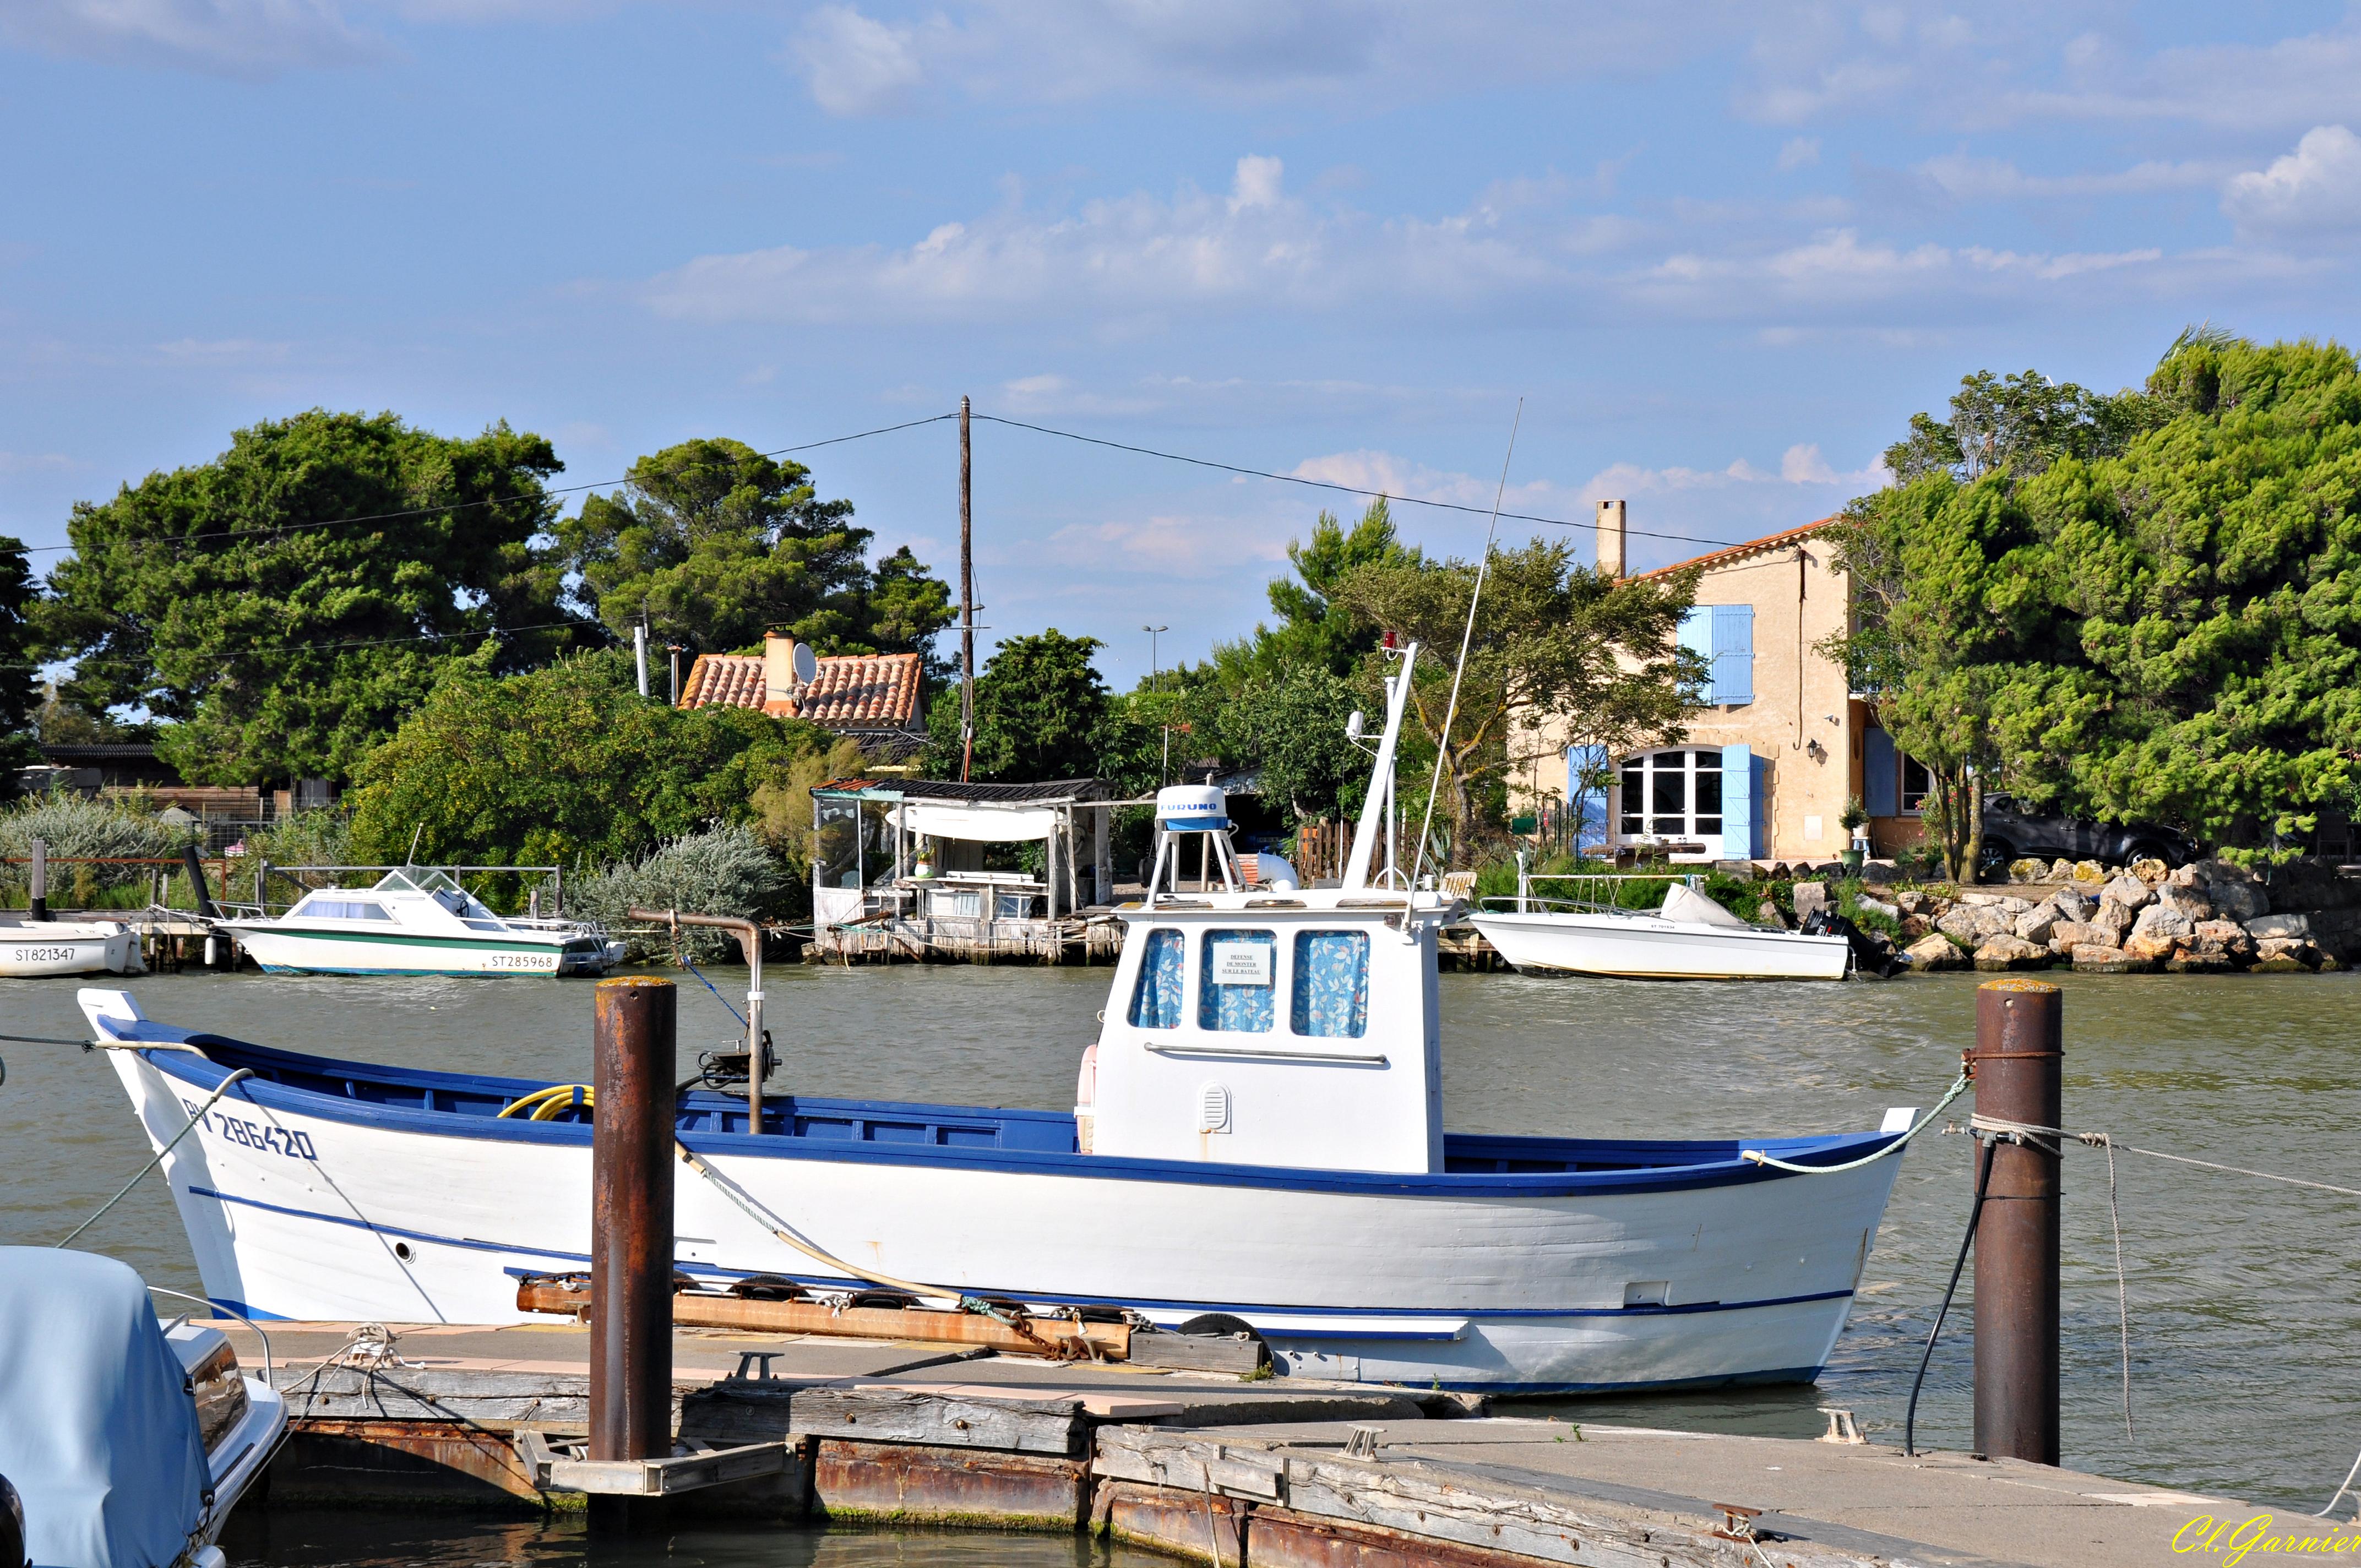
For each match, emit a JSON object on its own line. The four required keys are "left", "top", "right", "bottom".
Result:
{"left": 894, "top": 802, "right": 1062, "bottom": 842}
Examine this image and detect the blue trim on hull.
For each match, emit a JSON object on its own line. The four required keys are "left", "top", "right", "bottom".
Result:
{"left": 126, "top": 1030, "right": 1902, "bottom": 1201}
{"left": 182, "top": 1182, "right": 1854, "bottom": 1329}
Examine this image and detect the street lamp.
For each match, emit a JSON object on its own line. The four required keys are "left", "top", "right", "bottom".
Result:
{"left": 1144, "top": 625, "right": 1170, "bottom": 786}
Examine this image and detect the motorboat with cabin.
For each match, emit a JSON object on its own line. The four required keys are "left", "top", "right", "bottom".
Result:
{"left": 217, "top": 868, "right": 627, "bottom": 976}
{"left": 84, "top": 644, "right": 1921, "bottom": 1392}
{"left": 0, "top": 1246, "right": 286, "bottom": 1568}
{"left": 1469, "top": 871, "right": 1854, "bottom": 982}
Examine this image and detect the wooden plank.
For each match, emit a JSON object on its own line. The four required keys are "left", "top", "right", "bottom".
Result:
{"left": 792, "top": 1386, "right": 1084, "bottom": 1456}
{"left": 278, "top": 1366, "right": 616, "bottom": 1427}
{"left": 542, "top": 1441, "right": 791, "bottom": 1497}
{"left": 1283, "top": 1457, "right": 1887, "bottom": 1568}
{"left": 813, "top": 1438, "right": 1086, "bottom": 1528}
{"left": 1093, "top": 1428, "right": 1286, "bottom": 1500}
{"left": 515, "top": 1278, "right": 1129, "bottom": 1361}
{"left": 1127, "top": 1331, "right": 1267, "bottom": 1375}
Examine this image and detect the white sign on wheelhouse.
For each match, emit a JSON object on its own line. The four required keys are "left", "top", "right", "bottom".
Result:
{"left": 1210, "top": 941, "right": 1272, "bottom": 985}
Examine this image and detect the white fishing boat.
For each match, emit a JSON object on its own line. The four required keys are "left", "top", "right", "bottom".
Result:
{"left": 0, "top": 1247, "right": 286, "bottom": 1568}
{"left": 85, "top": 646, "right": 1925, "bottom": 1392}
{"left": 1471, "top": 879, "right": 1853, "bottom": 981}
{"left": 0, "top": 918, "right": 143, "bottom": 978}
{"left": 219, "top": 869, "right": 627, "bottom": 977}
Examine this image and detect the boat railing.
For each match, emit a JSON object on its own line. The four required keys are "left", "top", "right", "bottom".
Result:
{"left": 1508, "top": 868, "right": 1703, "bottom": 916}
{"left": 1478, "top": 892, "right": 1665, "bottom": 918}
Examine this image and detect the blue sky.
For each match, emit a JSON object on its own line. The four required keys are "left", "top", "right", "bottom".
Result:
{"left": 5, "top": 2, "right": 2359, "bottom": 686}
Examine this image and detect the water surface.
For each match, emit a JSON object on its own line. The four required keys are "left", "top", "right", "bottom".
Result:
{"left": 4, "top": 961, "right": 2355, "bottom": 1520}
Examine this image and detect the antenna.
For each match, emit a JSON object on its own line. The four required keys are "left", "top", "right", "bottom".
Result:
{"left": 406, "top": 825, "right": 425, "bottom": 867}
{"left": 1345, "top": 710, "right": 1364, "bottom": 742}
{"left": 1409, "top": 399, "right": 1523, "bottom": 890}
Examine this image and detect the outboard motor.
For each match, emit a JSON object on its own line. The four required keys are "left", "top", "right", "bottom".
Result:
{"left": 1800, "top": 906, "right": 1905, "bottom": 979}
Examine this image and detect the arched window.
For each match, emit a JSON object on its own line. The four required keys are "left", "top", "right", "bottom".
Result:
{"left": 1618, "top": 749, "right": 1723, "bottom": 841}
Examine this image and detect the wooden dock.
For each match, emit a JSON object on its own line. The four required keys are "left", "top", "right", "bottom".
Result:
{"left": 207, "top": 1319, "right": 2276, "bottom": 1567}
{"left": 809, "top": 911, "right": 1127, "bottom": 965}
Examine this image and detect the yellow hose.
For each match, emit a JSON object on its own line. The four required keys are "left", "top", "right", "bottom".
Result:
{"left": 496, "top": 1085, "right": 594, "bottom": 1120}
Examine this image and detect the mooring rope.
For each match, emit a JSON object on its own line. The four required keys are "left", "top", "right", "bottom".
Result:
{"left": 57, "top": 1069, "right": 255, "bottom": 1248}
{"left": 1740, "top": 1070, "right": 1972, "bottom": 1174}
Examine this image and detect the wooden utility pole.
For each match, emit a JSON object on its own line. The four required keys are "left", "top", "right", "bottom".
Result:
{"left": 960, "top": 394, "right": 975, "bottom": 782}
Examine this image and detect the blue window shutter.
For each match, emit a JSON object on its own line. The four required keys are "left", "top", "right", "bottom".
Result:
{"left": 1863, "top": 728, "right": 1897, "bottom": 817}
{"left": 1752, "top": 753, "right": 1770, "bottom": 857}
{"left": 1567, "top": 744, "right": 1609, "bottom": 855}
{"left": 1678, "top": 608, "right": 1713, "bottom": 698}
{"left": 1710, "top": 605, "right": 1754, "bottom": 705}
{"left": 1721, "top": 744, "right": 1753, "bottom": 859}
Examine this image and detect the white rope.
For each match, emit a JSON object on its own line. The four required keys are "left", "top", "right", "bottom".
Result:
{"left": 57, "top": 1069, "right": 255, "bottom": 1248}
{"left": 1740, "top": 1071, "right": 1971, "bottom": 1174}
{"left": 2316, "top": 1446, "right": 2361, "bottom": 1521}
{"left": 1971, "top": 1115, "right": 2361, "bottom": 1200}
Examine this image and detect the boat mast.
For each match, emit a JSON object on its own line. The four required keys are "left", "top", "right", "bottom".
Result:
{"left": 959, "top": 395, "right": 975, "bottom": 783}
{"left": 1341, "top": 642, "right": 1418, "bottom": 890}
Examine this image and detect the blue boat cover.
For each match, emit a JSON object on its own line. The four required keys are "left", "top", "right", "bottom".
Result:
{"left": 0, "top": 1248, "right": 207, "bottom": 1568}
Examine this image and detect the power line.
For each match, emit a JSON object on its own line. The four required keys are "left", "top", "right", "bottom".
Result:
{"left": 11, "top": 413, "right": 961, "bottom": 558}
{"left": 969, "top": 412, "right": 1754, "bottom": 554}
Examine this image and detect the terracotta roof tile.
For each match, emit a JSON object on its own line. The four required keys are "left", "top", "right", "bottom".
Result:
{"left": 1631, "top": 517, "right": 1837, "bottom": 581}
{"left": 677, "top": 651, "right": 924, "bottom": 732}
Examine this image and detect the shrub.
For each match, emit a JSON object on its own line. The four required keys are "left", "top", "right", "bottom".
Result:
{"left": 0, "top": 791, "right": 197, "bottom": 901}
{"left": 569, "top": 825, "right": 791, "bottom": 963}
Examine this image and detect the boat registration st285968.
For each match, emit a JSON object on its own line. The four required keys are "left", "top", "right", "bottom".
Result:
{"left": 181, "top": 1098, "right": 318, "bottom": 1160}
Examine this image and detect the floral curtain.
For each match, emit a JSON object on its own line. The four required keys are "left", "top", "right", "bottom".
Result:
{"left": 1291, "top": 930, "right": 1369, "bottom": 1038}
{"left": 1127, "top": 928, "right": 1185, "bottom": 1028}
{"left": 1198, "top": 928, "right": 1277, "bottom": 1033}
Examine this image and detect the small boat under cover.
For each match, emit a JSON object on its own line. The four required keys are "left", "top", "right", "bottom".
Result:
{"left": 0, "top": 1246, "right": 285, "bottom": 1568}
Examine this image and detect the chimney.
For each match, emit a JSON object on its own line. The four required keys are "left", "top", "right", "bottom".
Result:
{"left": 763, "top": 630, "right": 802, "bottom": 717}
{"left": 1596, "top": 499, "right": 1626, "bottom": 579}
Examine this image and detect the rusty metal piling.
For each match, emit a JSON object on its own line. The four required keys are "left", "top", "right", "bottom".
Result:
{"left": 1972, "top": 977, "right": 2063, "bottom": 1467}
{"left": 590, "top": 976, "right": 676, "bottom": 1531}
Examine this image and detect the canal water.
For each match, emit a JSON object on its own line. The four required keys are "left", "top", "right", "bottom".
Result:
{"left": 3, "top": 961, "right": 2357, "bottom": 1558}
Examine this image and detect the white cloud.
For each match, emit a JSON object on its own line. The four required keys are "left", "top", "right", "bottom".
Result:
{"left": 648, "top": 156, "right": 1569, "bottom": 326}
{"left": 790, "top": 4, "right": 936, "bottom": 116}
{"left": 2222, "top": 126, "right": 2361, "bottom": 239}
{"left": 0, "top": 451, "right": 77, "bottom": 474}
{"left": 1777, "top": 137, "right": 1820, "bottom": 171}
{"left": 151, "top": 337, "right": 292, "bottom": 363}
{"left": 778, "top": 0, "right": 1756, "bottom": 116}
{"left": 1994, "top": 28, "right": 2361, "bottom": 135}
{"left": 0, "top": 0, "right": 389, "bottom": 75}
{"left": 1911, "top": 151, "right": 2231, "bottom": 202}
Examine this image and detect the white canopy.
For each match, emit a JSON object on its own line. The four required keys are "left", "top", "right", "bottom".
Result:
{"left": 893, "top": 802, "right": 1062, "bottom": 842}
{"left": 1661, "top": 882, "right": 1752, "bottom": 929}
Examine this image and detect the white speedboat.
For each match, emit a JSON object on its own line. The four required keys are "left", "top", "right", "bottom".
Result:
{"left": 219, "top": 869, "right": 626, "bottom": 976}
{"left": 0, "top": 918, "right": 143, "bottom": 978}
{"left": 0, "top": 1247, "right": 286, "bottom": 1568}
{"left": 1472, "top": 882, "right": 1852, "bottom": 981}
{"left": 83, "top": 647, "right": 1919, "bottom": 1393}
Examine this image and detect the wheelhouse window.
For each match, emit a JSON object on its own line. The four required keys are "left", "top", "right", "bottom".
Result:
{"left": 1618, "top": 749, "right": 1722, "bottom": 840}
{"left": 302, "top": 899, "right": 391, "bottom": 922}
{"left": 1198, "top": 929, "right": 1277, "bottom": 1033}
{"left": 1128, "top": 928, "right": 1185, "bottom": 1029}
{"left": 1290, "top": 930, "right": 1369, "bottom": 1038}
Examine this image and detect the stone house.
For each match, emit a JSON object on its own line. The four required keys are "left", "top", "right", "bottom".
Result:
{"left": 1517, "top": 501, "right": 1927, "bottom": 865}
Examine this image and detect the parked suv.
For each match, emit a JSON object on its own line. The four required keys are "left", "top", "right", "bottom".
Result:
{"left": 1977, "top": 795, "right": 2196, "bottom": 878}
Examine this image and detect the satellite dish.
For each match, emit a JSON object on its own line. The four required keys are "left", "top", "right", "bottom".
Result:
{"left": 1345, "top": 710, "right": 1366, "bottom": 741}
{"left": 792, "top": 643, "right": 819, "bottom": 685}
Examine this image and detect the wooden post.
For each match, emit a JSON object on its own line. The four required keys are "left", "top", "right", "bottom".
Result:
{"left": 1972, "top": 977, "right": 2062, "bottom": 1466}
{"left": 590, "top": 977, "right": 676, "bottom": 1531}
{"left": 959, "top": 395, "right": 975, "bottom": 783}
